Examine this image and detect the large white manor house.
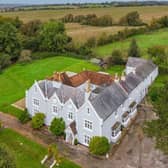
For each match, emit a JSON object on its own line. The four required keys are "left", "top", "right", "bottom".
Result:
{"left": 26, "top": 57, "right": 158, "bottom": 146}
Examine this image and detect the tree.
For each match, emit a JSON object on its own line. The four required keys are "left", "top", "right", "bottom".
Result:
{"left": 0, "top": 53, "right": 11, "bottom": 72}
{"left": 128, "top": 39, "right": 140, "bottom": 57}
{"left": 50, "top": 118, "right": 65, "bottom": 136}
{"left": 119, "top": 11, "right": 143, "bottom": 26}
{"left": 111, "top": 49, "right": 124, "bottom": 65}
{"left": 20, "top": 20, "right": 42, "bottom": 36}
{"left": 145, "top": 81, "right": 168, "bottom": 154}
{"left": 32, "top": 113, "right": 45, "bottom": 129}
{"left": 39, "top": 21, "right": 70, "bottom": 52}
{"left": 0, "top": 144, "right": 16, "bottom": 168}
{"left": 0, "top": 22, "right": 21, "bottom": 61}
{"left": 148, "top": 45, "right": 166, "bottom": 65}
{"left": 89, "top": 136, "right": 110, "bottom": 155}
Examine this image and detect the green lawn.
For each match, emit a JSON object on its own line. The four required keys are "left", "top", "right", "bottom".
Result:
{"left": 94, "top": 28, "right": 168, "bottom": 57}
{"left": 0, "top": 55, "right": 124, "bottom": 117}
{"left": 0, "top": 128, "right": 80, "bottom": 168}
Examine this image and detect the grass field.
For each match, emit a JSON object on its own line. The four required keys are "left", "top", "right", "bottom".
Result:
{"left": 0, "top": 55, "right": 123, "bottom": 117}
{"left": 1, "top": 6, "right": 168, "bottom": 44}
{"left": 94, "top": 28, "right": 168, "bottom": 57}
{"left": 1, "top": 6, "right": 168, "bottom": 23}
{"left": 66, "top": 23, "right": 139, "bottom": 44}
{"left": 0, "top": 128, "right": 80, "bottom": 168}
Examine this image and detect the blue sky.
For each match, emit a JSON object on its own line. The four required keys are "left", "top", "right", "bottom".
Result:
{"left": 0, "top": 0, "right": 165, "bottom": 5}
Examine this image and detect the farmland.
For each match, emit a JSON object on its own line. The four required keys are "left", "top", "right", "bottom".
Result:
{"left": 66, "top": 23, "right": 140, "bottom": 44}
{"left": 1, "top": 6, "right": 168, "bottom": 43}
{"left": 1, "top": 6, "right": 168, "bottom": 23}
{"left": 93, "top": 28, "right": 168, "bottom": 57}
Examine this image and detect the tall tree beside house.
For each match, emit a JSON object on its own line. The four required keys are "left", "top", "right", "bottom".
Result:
{"left": 0, "top": 22, "right": 21, "bottom": 61}
{"left": 39, "top": 21, "right": 70, "bottom": 53}
{"left": 0, "top": 143, "right": 16, "bottom": 168}
{"left": 145, "top": 81, "right": 168, "bottom": 154}
{"left": 128, "top": 39, "right": 141, "bottom": 58}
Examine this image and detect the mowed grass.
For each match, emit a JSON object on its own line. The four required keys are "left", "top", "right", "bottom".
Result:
{"left": 66, "top": 23, "right": 140, "bottom": 44}
{"left": 0, "top": 56, "right": 99, "bottom": 117}
{"left": 0, "top": 128, "right": 80, "bottom": 168}
{"left": 1, "top": 6, "right": 168, "bottom": 23}
{"left": 0, "top": 55, "right": 124, "bottom": 117}
{"left": 94, "top": 28, "right": 168, "bottom": 57}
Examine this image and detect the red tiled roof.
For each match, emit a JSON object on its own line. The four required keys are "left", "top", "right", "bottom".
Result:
{"left": 48, "top": 71, "right": 114, "bottom": 87}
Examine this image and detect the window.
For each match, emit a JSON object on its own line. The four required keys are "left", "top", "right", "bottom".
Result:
{"left": 84, "top": 135, "right": 91, "bottom": 145}
{"left": 84, "top": 120, "right": 92, "bottom": 130}
{"left": 33, "top": 99, "right": 39, "bottom": 106}
{"left": 33, "top": 106, "right": 39, "bottom": 114}
{"left": 53, "top": 106, "right": 58, "bottom": 114}
{"left": 68, "top": 112, "right": 73, "bottom": 120}
{"left": 87, "top": 108, "right": 90, "bottom": 114}
{"left": 112, "top": 130, "right": 116, "bottom": 137}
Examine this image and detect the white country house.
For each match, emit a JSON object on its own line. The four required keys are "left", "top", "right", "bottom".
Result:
{"left": 26, "top": 57, "right": 158, "bottom": 146}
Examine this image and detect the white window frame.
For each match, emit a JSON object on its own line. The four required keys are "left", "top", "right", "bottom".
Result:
{"left": 68, "top": 112, "right": 73, "bottom": 120}
{"left": 33, "top": 98, "right": 39, "bottom": 106}
{"left": 52, "top": 105, "right": 58, "bottom": 115}
{"left": 84, "top": 120, "right": 93, "bottom": 130}
{"left": 84, "top": 135, "right": 91, "bottom": 145}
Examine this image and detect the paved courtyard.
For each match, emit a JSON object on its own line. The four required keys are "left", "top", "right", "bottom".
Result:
{"left": 0, "top": 101, "right": 168, "bottom": 168}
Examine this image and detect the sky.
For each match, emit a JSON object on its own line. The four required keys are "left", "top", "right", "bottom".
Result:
{"left": 0, "top": 0, "right": 167, "bottom": 5}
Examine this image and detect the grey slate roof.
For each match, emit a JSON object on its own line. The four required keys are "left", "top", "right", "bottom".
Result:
{"left": 119, "top": 72, "right": 143, "bottom": 94}
{"left": 37, "top": 57, "right": 157, "bottom": 121}
{"left": 91, "top": 83, "right": 128, "bottom": 120}
{"left": 126, "top": 57, "right": 148, "bottom": 68}
{"left": 38, "top": 80, "right": 85, "bottom": 108}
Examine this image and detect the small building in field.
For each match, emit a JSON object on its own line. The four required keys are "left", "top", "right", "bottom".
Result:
{"left": 26, "top": 57, "right": 158, "bottom": 146}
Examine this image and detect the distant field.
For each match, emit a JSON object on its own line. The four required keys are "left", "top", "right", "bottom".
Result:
{"left": 66, "top": 23, "right": 139, "bottom": 44}
{"left": 1, "top": 6, "right": 168, "bottom": 44}
{"left": 1, "top": 6, "right": 168, "bottom": 23}
{"left": 93, "top": 28, "right": 168, "bottom": 57}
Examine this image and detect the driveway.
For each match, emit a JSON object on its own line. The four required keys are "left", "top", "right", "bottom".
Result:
{"left": 0, "top": 102, "right": 168, "bottom": 168}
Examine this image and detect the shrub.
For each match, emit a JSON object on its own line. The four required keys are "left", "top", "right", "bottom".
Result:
{"left": 50, "top": 118, "right": 65, "bottom": 136}
{"left": 32, "top": 113, "right": 45, "bottom": 129}
{"left": 18, "top": 110, "right": 31, "bottom": 124}
{"left": 0, "top": 53, "right": 11, "bottom": 72}
{"left": 111, "top": 49, "right": 125, "bottom": 65}
{"left": 89, "top": 136, "right": 110, "bottom": 155}
{"left": 74, "top": 138, "right": 78, "bottom": 145}
{"left": 85, "top": 37, "right": 97, "bottom": 48}
{"left": 18, "top": 50, "right": 32, "bottom": 64}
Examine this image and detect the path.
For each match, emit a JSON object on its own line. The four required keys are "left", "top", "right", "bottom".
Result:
{"left": 0, "top": 103, "right": 168, "bottom": 168}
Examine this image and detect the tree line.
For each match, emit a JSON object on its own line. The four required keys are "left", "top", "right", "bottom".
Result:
{"left": 61, "top": 11, "right": 144, "bottom": 27}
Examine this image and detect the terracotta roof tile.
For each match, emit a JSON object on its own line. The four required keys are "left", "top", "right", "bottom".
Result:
{"left": 48, "top": 71, "right": 114, "bottom": 87}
